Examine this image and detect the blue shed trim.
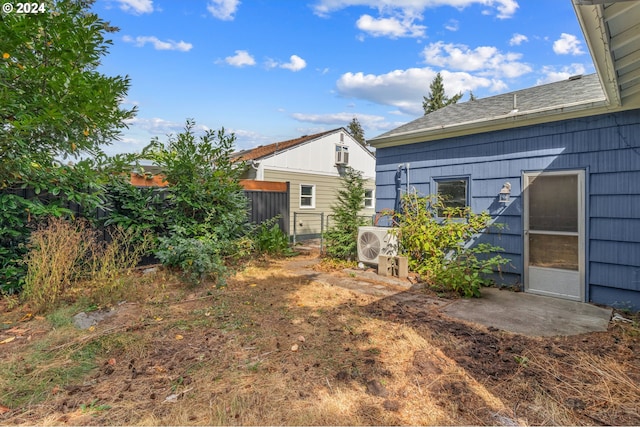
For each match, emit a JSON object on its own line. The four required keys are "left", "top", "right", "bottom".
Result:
{"left": 375, "top": 109, "right": 640, "bottom": 311}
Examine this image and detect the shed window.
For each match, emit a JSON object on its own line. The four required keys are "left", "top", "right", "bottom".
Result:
{"left": 300, "top": 184, "right": 315, "bottom": 208}
{"left": 435, "top": 178, "right": 468, "bottom": 216}
{"left": 364, "top": 189, "right": 374, "bottom": 208}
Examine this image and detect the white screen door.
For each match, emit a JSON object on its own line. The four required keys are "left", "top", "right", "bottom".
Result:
{"left": 523, "top": 170, "right": 585, "bottom": 301}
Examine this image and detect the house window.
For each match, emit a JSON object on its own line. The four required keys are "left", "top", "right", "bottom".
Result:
{"left": 364, "top": 189, "right": 374, "bottom": 208}
{"left": 335, "top": 144, "right": 349, "bottom": 165}
{"left": 435, "top": 178, "right": 468, "bottom": 216}
{"left": 300, "top": 184, "right": 315, "bottom": 208}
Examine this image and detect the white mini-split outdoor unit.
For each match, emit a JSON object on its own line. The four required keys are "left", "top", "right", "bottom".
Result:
{"left": 357, "top": 226, "right": 398, "bottom": 265}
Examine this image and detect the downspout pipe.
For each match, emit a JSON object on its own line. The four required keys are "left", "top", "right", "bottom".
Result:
{"left": 395, "top": 163, "right": 411, "bottom": 213}
{"left": 405, "top": 162, "right": 410, "bottom": 194}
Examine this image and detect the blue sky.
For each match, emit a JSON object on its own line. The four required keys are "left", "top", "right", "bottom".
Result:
{"left": 94, "top": 0, "right": 595, "bottom": 155}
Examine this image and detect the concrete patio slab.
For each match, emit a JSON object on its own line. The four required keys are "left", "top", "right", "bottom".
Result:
{"left": 285, "top": 253, "right": 614, "bottom": 337}
{"left": 441, "top": 287, "right": 613, "bottom": 337}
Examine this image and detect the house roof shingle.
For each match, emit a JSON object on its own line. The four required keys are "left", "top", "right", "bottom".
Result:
{"left": 233, "top": 129, "right": 338, "bottom": 162}
{"left": 370, "top": 73, "right": 606, "bottom": 146}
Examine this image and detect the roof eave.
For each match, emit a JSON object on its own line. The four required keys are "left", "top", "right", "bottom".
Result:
{"left": 369, "top": 99, "right": 609, "bottom": 149}
{"left": 573, "top": 2, "right": 622, "bottom": 107}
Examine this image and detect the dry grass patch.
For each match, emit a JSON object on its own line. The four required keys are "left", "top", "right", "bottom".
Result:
{"left": 1, "top": 254, "right": 639, "bottom": 426}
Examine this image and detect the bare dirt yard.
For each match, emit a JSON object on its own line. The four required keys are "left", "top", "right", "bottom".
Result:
{"left": 1, "top": 252, "right": 639, "bottom": 426}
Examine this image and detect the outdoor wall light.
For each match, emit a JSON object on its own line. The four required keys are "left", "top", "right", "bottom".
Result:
{"left": 499, "top": 182, "right": 511, "bottom": 203}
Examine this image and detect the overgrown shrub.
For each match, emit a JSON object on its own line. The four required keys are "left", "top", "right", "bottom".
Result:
{"left": 393, "top": 191, "right": 509, "bottom": 297}
{"left": 0, "top": 194, "right": 33, "bottom": 294}
{"left": 254, "top": 217, "right": 291, "bottom": 256}
{"left": 143, "top": 120, "right": 248, "bottom": 241}
{"left": 155, "top": 234, "right": 226, "bottom": 286}
{"left": 325, "top": 166, "right": 370, "bottom": 260}
{"left": 1, "top": 0, "right": 136, "bottom": 294}
{"left": 102, "top": 177, "right": 167, "bottom": 241}
{"left": 142, "top": 120, "right": 251, "bottom": 283}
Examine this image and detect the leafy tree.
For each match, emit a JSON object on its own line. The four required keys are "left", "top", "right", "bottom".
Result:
{"left": 325, "top": 166, "right": 369, "bottom": 260}
{"left": 469, "top": 91, "right": 477, "bottom": 101}
{"left": 422, "top": 72, "right": 463, "bottom": 115}
{"left": 1, "top": 0, "right": 135, "bottom": 188}
{"left": 347, "top": 117, "right": 365, "bottom": 145}
{"left": 0, "top": 0, "right": 136, "bottom": 293}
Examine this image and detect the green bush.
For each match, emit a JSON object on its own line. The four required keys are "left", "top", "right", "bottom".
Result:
{"left": 142, "top": 120, "right": 251, "bottom": 284}
{"left": 155, "top": 234, "right": 226, "bottom": 286}
{"left": 255, "top": 217, "right": 291, "bottom": 256}
{"left": 393, "top": 191, "right": 509, "bottom": 297}
{"left": 102, "top": 176, "right": 166, "bottom": 248}
{"left": 143, "top": 120, "right": 248, "bottom": 241}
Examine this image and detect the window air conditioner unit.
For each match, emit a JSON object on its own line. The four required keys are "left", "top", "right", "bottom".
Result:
{"left": 357, "top": 226, "right": 398, "bottom": 265}
{"left": 335, "top": 150, "right": 349, "bottom": 165}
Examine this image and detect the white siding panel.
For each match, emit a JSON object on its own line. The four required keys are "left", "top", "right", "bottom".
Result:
{"left": 261, "top": 130, "right": 375, "bottom": 179}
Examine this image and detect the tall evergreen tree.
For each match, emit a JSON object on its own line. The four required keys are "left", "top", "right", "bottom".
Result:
{"left": 422, "top": 72, "right": 463, "bottom": 115}
{"left": 347, "top": 117, "right": 365, "bottom": 145}
{"left": 325, "top": 166, "right": 369, "bottom": 261}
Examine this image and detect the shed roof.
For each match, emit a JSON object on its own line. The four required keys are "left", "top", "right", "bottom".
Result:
{"left": 233, "top": 129, "right": 337, "bottom": 162}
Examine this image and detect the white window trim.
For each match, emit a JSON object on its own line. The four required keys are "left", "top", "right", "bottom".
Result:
{"left": 364, "top": 188, "right": 374, "bottom": 208}
{"left": 299, "top": 184, "right": 316, "bottom": 209}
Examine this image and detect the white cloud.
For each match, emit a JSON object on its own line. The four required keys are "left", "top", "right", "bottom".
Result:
{"left": 509, "top": 33, "right": 528, "bottom": 46}
{"left": 553, "top": 33, "right": 585, "bottom": 55}
{"left": 231, "top": 129, "right": 274, "bottom": 150}
{"left": 336, "top": 67, "right": 494, "bottom": 115}
{"left": 126, "top": 117, "right": 214, "bottom": 139}
{"left": 445, "top": 19, "right": 459, "bottom": 32}
{"left": 290, "top": 112, "right": 398, "bottom": 135}
{"left": 123, "top": 35, "right": 193, "bottom": 52}
{"left": 207, "top": 0, "right": 240, "bottom": 20}
{"left": 116, "top": 0, "right": 153, "bottom": 14}
{"left": 421, "top": 41, "right": 532, "bottom": 78}
{"left": 312, "top": 0, "right": 519, "bottom": 20}
{"left": 274, "top": 55, "right": 307, "bottom": 72}
{"left": 291, "top": 112, "right": 383, "bottom": 126}
{"left": 536, "top": 64, "right": 588, "bottom": 85}
{"left": 126, "top": 117, "right": 184, "bottom": 134}
{"left": 225, "top": 50, "right": 256, "bottom": 67}
{"left": 356, "top": 14, "right": 426, "bottom": 38}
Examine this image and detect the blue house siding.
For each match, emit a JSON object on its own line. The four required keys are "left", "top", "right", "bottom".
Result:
{"left": 375, "top": 109, "right": 640, "bottom": 310}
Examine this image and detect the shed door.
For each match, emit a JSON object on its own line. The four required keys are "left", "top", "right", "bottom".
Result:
{"left": 523, "top": 171, "right": 585, "bottom": 301}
